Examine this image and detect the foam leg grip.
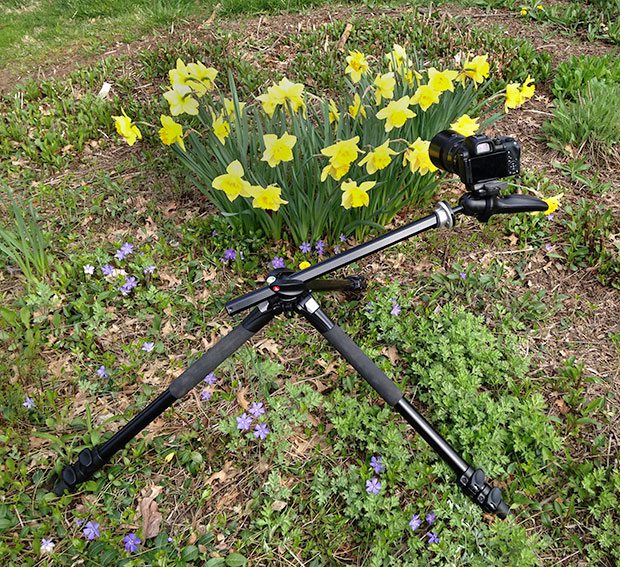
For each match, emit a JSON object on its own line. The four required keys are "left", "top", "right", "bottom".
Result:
{"left": 168, "top": 325, "right": 254, "bottom": 398}
{"left": 322, "top": 325, "right": 403, "bottom": 407}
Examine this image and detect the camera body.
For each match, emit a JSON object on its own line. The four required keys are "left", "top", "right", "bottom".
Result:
{"left": 429, "top": 130, "right": 520, "bottom": 190}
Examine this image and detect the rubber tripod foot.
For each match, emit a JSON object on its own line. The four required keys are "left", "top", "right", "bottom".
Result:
{"left": 459, "top": 467, "right": 510, "bottom": 518}
{"left": 52, "top": 447, "right": 105, "bottom": 496}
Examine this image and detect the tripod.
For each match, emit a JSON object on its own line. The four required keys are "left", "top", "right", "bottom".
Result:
{"left": 53, "top": 185, "right": 548, "bottom": 520}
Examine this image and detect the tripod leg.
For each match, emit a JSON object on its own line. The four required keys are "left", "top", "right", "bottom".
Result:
{"left": 53, "top": 303, "right": 277, "bottom": 496}
{"left": 297, "top": 296, "right": 509, "bottom": 518}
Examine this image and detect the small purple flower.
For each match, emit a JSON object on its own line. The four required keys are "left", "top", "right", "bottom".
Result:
{"left": 143, "top": 265, "right": 156, "bottom": 274}
{"left": 271, "top": 257, "right": 285, "bottom": 269}
{"left": 333, "top": 245, "right": 341, "bottom": 254}
{"left": 96, "top": 365, "right": 108, "bottom": 379}
{"left": 75, "top": 518, "right": 84, "bottom": 526}
{"left": 211, "top": 229, "right": 218, "bottom": 237}
{"left": 236, "top": 413, "right": 253, "bottom": 431}
{"left": 83, "top": 521, "right": 100, "bottom": 540}
{"left": 315, "top": 240, "right": 326, "bottom": 256}
{"left": 223, "top": 248, "right": 237, "bottom": 261}
{"left": 115, "top": 242, "right": 133, "bottom": 261}
{"left": 300, "top": 242, "right": 312, "bottom": 253}
{"left": 40, "top": 538, "right": 55, "bottom": 554}
{"left": 23, "top": 396, "right": 35, "bottom": 409}
{"left": 119, "top": 276, "right": 138, "bottom": 295}
{"left": 426, "top": 512, "right": 436, "bottom": 525}
{"left": 249, "top": 401, "right": 265, "bottom": 418}
{"left": 366, "top": 478, "right": 382, "bottom": 494}
{"left": 201, "top": 389, "right": 212, "bottom": 401}
{"left": 123, "top": 533, "right": 141, "bottom": 553}
{"left": 390, "top": 301, "right": 401, "bottom": 316}
{"left": 167, "top": 537, "right": 173, "bottom": 543}
{"left": 83, "top": 264, "right": 95, "bottom": 275}
{"left": 254, "top": 423, "right": 270, "bottom": 439}
{"left": 459, "top": 271, "right": 467, "bottom": 280}
{"left": 409, "top": 514, "right": 421, "bottom": 530}
{"left": 101, "top": 264, "right": 114, "bottom": 276}
{"left": 339, "top": 233, "right": 347, "bottom": 242}
{"left": 370, "top": 455, "right": 385, "bottom": 474}
{"left": 203, "top": 372, "right": 216, "bottom": 385}
{"left": 546, "top": 213, "right": 555, "bottom": 221}
{"left": 545, "top": 243, "right": 553, "bottom": 252}
{"left": 142, "top": 342, "right": 154, "bottom": 352}
{"left": 426, "top": 532, "right": 440, "bottom": 544}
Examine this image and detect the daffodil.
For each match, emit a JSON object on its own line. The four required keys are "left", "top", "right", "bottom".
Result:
{"left": 169, "top": 59, "right": 193, "bottom": 89}
{"left": 186, "top": 61, "right": 218, "bottom": 91}
{"left": 373, "top": 72, "right": 396, "bottom": 105}
{"left": 163, "top": 84, "right": 199, "bottom": 116}
{"left": 257, "top": 87, "right": 282, "bottom": 117}
{"left": 321, "top": 136, "right": 361, "bottom": 169}
{"left": 112, "top": 109, "right": 142, "bottom": 146}
{"left": 299, "top": 261, "right": 311, "bottom": 270}
{"left": 211, "top": 112, "right": 230, "bottom": 145}
{"left": 358, "top": 140, "right": 397, "bottom": 174}
{"left": 458, "top": 54, "right": 490, "bottom": 86}
{"left": 520, "top": 75, "right": 535, "bottom": 100}
{"left": 386, "top": 44, "right": 409, "bottom": 71}
{"left": 410, "top": 84, "right": 441, "bottom": 111}
{"left": 212, "top": 160, "right": 252, "bottom": 201}
{"left": 402, "top": 138, "right": 438, "bottom": 175}
{"left": 376, "top": 96, "right": 416, "bottom": 132}
{"left": 328, "top": 99, "right": 340, "bottom": 124}
{"left": 320, "top": 162, "right": 351, "bottom": 182}
{"left": 249, "top": 184, "right": 288, "bottom": 211}
{"left": 223, "top": 97, "right": 246, "bottom": 122}
{"left": 505, "top": 83, "right": 523, "bottom": 112}
{"left": 427, "top": 68, "right": 459, "bottom": 93}
{"left": 450, "top": 114, "right": 479, "bottom": 137}
{"left": 348, "top": 93, "right": 366, "bottom": 119}
{"left": 521, "top": 7, "right": 528, "bottom": 15}
{"left": 345, "top": 50, "right": 370, "bottom": 83}
{"left": 403, "top": 67, "right": 423, "bottom": 87}
{"left": 273, "top": 77, "right": 306, "bottom": 113}
{"left": 261, "top": 132, "right": 297, "bottom": 167}
{"left": 158, "top": 115, "right": 185, "bottom": 151}
{"left": 532, "top": 193, "right": 562, "bottom": 215}
{"left": 341, "top": 180, "right": 376, "bottom": 209}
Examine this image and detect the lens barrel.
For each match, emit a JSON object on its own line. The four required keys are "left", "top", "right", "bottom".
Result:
{"left": 429, "top": 130, "right": 464, "bottom": 175}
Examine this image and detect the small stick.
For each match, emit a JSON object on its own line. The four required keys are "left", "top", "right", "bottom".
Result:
{"left": 337, "top": 23, "right": 353, "bottom": 52}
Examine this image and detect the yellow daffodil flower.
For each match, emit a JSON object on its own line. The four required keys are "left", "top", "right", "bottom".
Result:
{"left": 186, "top": 61, "right": 218, "bottom": 91}
{"left": 257, "top": 87, "right": 282, "bottom": 117}
{"left": 505, "top": 83, "right": 522, "bottom": 112}
{"left": 321, "top": 136, "right": 361, "bottom": 168}
{"left": 223, "top": 98, "right": 246, "bottom": 122}
{"left": 450, "top": 114, "right": 480, "bottom": 137}
{"left": 358, "top": 140, "right": 397, "bottom": 174}
{"left": 521, "top": 75, "right": 536, "bottom": 100}
{"left": 458, "top": 54, "right": 490, "bottom": 87}
{"left": 261, "top": 132, "right": 297, "bottom": 167}
{"left": 320, "top": 162, "right": 351, "bottom": 182}
{"left": 112, "top": 109, "right": 142, "bottom": 146}
{"left": 212, "top": 160, "right": 252, "bottom": 201}
{"left": 403, "top": 138, "right": 438, "bottom": 175}
{"left": 299, "top": 261, "right": 311, "bottom": 270}
{"left": 348, "top": 94, "right": 367, "bottom": 119}
{"left": 163, "top": 84, "right": 199, "bottom": 116}
{"left": 410, "top": 84, "right": 441, "bottom": 111}
{"left": 328, "top": 99, "right": 340, "bottom": 124}
{"left": 341, "top": 180, "right": 376, "bottom": 209}
{"left": 373, "top": 72, "right": 396, "bottom": 105}
{"left": 345, "top": 50, "right": 370, "bottom": 83}
{"left": 404, "top": 67, "right": 423, "bottom": 87}
{"left": 169, "top": 59, "right": 192, "bottom": 88}
{"left": 532, "top": 193, "right": 562, "bottom": 215}
{"left": 249, "top": 184, "right": 288, "bottom": 211}
{"left": 376, "top": 96, "right": 416, "bottom": 132}
{"left": 427, "top": 68, "right": 459, "bottom": 93}
{"left": 521, "top": 8, "right": 528, "bottom": 15}
{"left": 158, "top": 115, "right": 185, "bottom": 151}
{"left": 386, "top": 44, "right": 409, "bottom": 71}
{"left": 273, "top": 77, "right": 306, "bottom": 113}
{"left": 211, "top": 112, "right": 230, "bottom": 145}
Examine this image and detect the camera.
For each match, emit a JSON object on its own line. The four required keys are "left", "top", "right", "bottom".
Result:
{"left": 429, "top": 130, "right": 520, "bottom": 190}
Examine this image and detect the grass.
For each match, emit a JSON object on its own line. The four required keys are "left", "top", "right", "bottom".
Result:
{"left": 0, "top": 0, "right": 619, "bottom": 565}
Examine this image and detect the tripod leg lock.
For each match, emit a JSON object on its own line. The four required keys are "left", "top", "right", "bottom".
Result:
{"left": 53, "top": 446, "right": 106, "bottom": 496}
{"left": 458, "top": 466, "right": 510, "bottom": 518}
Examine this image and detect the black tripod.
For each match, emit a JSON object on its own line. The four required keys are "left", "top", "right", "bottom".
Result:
{"left": 53, "top": 185, "right": 548, "bottom": 520}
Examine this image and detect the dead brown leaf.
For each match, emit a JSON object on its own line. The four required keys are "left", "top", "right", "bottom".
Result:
{"left": 236, "top": 386, "right": 250, "bottom": 410}
{"left": 137, "top": 485, "right": 163, "bottom": 539}
{"left": 205, "top": 461, "right": 238, "bottom": 486}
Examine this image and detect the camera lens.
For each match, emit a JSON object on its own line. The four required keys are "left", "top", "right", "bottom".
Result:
{"left": 429, "top": 130, "right": 465, "bottom": 174}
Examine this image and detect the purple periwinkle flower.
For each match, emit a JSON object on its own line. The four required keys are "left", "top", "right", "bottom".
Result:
{"left": 23, "top": 396, "right": 35, "bottom": 409}
{"left": 83, "top": 264, "right": 95, "bottom": 275}
{"left": 366, "top": 478, "right": 382, "bottom": 494}
{"left": 203, "top": 372, "right": 216, "bottom": 385}
{"left": 459, "top": 271, "right": 467, "bottom": 280}
{"left": 223, "top": 248, "right": 237, "bottom": 261}
{"left": 339, "top": 233, "right": 347, "bottom": 242}
{"left": 115, "top": 242, "right": 133, "bottom": 261}
{"left": 300, "top": 242, "right": 311, "bottom": 253}
{"left": 426, "top": 512, "right": 436, "bottom": 525}
{"left": 101, "top": 264, "right": 114, "bottom": 276}
{"left": 409, "top": 514, "right": 421, "bottom": 531}
{"left": 390, "top": 301, "right": 401, "bottom": 316}
{"left": 426, "top": 532, "right": 440, "bottom": 544}
{"left": 123, "top": 533, "right": 141, "bottom": 553}
{"left": 211, "top": 229, "right": 218, "bottom": 237}
{"left": 143, "top": 265, "right": 156, "bottom": 274}
{"left": 370, "top": 455, "right": 385, "bottom": 474}
{"left": 254, "top": 423, "right": 270, "bottom": 439}
{"left": 40, "top": 538, "right": 55, "bottom": 554}
{"left": 201, "top": 389, "right": 212, "bottom": 401}
{"left": 236, "top": 413, "right": 253, "bottom": 431}
{"left": 119, "top": 276, "right": 138, "bottom": 295}
{"left": 546, "top": 213, "right": 555, "bottom": 221}
{"left": 545, "top": 243, "right": 553, "bottom": 252}
{"left": 97, "top": 365, "right": 108, "bottom": 379}
{"left": 142, "top": 342, "right": 154, "bottom": 352}
{"left": 249, "top": 401, "right": 265, "bottom": 418}
{"left": 83, "top": 521, "right": 100, "bottom": 540}
{"left": 271, "top": 257, "right": 285, "bottom": 269}
{"left": 333, "top": 245, "right": 342, "bottom": 254}
{"left": 315, "top": 240, "right": 326, "bottom": 256}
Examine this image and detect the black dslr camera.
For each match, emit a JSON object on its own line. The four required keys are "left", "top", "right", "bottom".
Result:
{"left": 429, "top": 130, "right": 520, "bottom": 192}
